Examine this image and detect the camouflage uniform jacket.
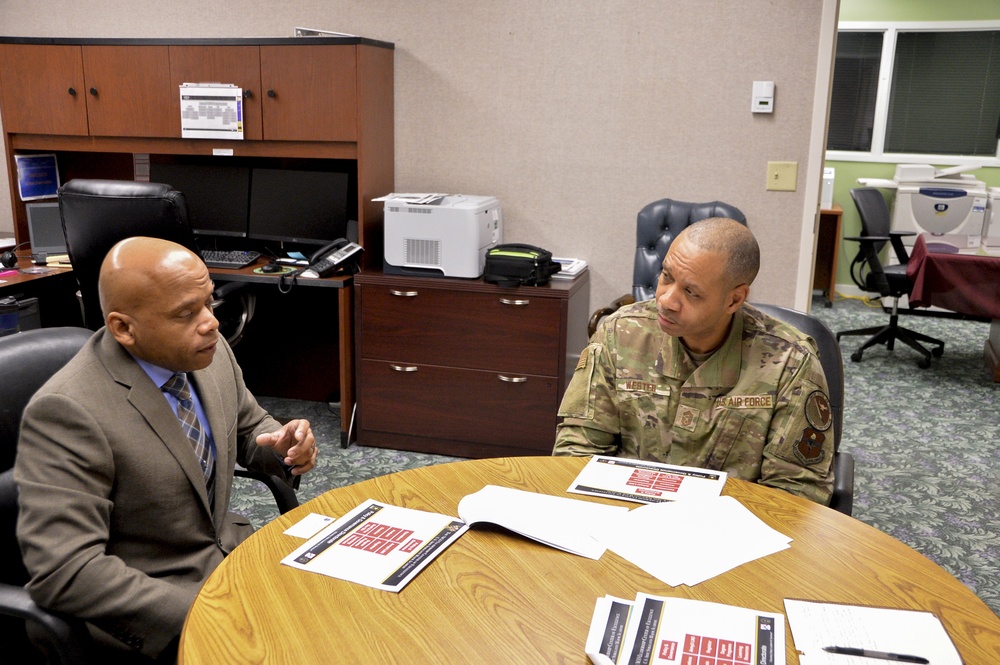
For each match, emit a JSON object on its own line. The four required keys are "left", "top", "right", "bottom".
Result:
{"left": 553, "top": 301, "right": 834, "bottom": 504}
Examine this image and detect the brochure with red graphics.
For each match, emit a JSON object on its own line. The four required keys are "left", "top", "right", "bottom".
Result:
{"left": 568, "top": 456, "right": 727, "bottom": 504}
{"left": 281, "top": 499, "right": 468, "bottom": 592}
{"left": 587, "top": 594, "right": 785, "bottom": 665}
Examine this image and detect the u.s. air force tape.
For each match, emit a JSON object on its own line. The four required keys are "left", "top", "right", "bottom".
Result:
{"left": 716, "top": 394, "right": 774, "bottom": 409}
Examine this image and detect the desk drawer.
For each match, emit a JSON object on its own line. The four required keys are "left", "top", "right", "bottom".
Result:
{"left": 358, "top": 284, "right": 562, "bottom": 374}
{"left": 358, "top": 359, "right": 558, "bottom": 451}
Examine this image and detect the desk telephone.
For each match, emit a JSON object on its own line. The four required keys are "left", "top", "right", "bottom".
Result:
{"left": 305, "top": 238, "right": 364, "bottom": 277}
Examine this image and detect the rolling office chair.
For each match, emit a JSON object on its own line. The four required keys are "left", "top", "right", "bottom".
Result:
{"left": 754, "top": 304, "right": 855, "bottom": 516}
{"left": 0, "top": 327, "right": 96, "bottom": 665}
{"left": 58, "top": 179, "right": 298, "bottom": 513}
{"left": 57, "top": 178, "right": 255, "bottom": 345}
{"left": 836, "top": 187, "right": 945, "bottom": 369}
{"left": 588, "top": 198, "right": 746, "bottom": 337}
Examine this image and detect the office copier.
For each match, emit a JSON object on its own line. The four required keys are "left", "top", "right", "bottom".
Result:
{"left": 859, "top": 164, "right": 989, "bottom": 248}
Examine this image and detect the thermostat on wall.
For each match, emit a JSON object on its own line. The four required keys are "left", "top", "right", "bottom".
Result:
{"left": 752, "top": 81, "right": 775, "bottom": 113}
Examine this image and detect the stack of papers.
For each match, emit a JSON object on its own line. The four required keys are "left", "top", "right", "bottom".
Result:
{"left": 587, "top": 594, "right": 785, "bottom": 665}
{"left": 550, "top": 257, "right": 588, "bottom": 280}
{"left": 599, "top": 496, "right": 792, "bottom": 586}
{"left": 372, "top": 192, "right": 448, "bottom": 205}
{"left": 457, "top": 485, "right": 629, "bottom": 559}
{"left": 784, "top": 599, "right": 961, "bottom": 664}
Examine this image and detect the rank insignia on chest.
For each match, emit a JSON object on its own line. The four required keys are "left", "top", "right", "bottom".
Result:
{"left": 675, "top": 404, "right": 699, "bottom": 431}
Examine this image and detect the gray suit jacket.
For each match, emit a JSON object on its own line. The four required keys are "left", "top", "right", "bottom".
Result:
{"left": 14, "top": 329, "right": 288, "bottom": 658}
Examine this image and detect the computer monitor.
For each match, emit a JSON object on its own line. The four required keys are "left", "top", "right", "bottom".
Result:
{"left": 148, "top": 162, "right": 251, "bottom": 238}
{"left": 247, "top": 168, "right": 349, "bottom": 247}
{"left": 25, "top": 201, "right": 67, "bottom": 256}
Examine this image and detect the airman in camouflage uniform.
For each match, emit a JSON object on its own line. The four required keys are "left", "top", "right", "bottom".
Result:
{"left": 553, "top": 218, "right": 834, "bottom": 505}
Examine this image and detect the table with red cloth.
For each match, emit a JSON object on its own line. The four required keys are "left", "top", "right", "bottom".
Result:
{"left": 906, "top": 233, "right": 1000, "bottom": 381}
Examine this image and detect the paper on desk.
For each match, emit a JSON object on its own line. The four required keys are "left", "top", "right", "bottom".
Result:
{"left": 599, "top": 496, "right": 791, "bottom": 586}
{"left": 784, "top": 599, "right": 961, "bottom": 664}
{"left": 568, "top": 455, "right": 727, "bottom": 504}
{"left": 457, "top": 485, "right": 629, "bottom": 560}
{"left": 585, "top": 595, "right": 635, "bottom": 665}
{"left": 606, "top": 594, "right": 785, "bottom": 665}
{"left": 281, "top": 499, "right": 467, "bottom": 592}
{"left": 283, "top": 512, "right": 335, "bottom": 539}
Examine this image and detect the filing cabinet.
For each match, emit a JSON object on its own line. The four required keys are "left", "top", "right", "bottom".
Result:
{"left": 355, "top": 270, "right": 590, "bottom": 457}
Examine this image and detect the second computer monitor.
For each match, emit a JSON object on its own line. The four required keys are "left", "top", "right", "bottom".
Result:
{"left": 149, "top": 162, "right": 251, "bottom": 238}
{"left": 247, "top": 168, "right": 350, "bottom": 247}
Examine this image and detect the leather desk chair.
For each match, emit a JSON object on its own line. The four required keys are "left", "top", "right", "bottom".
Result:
{"left": 588, "top": 198, "right": 746, "bottom": 337}
{"left": 754, "top": 304, "right": 855, "bottom": 516}
{"left": 0, "top": 327, "right": 95, "bottom": 665}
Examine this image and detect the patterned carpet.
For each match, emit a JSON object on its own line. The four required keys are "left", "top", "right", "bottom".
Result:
{"left": 236, "top": 294, "right": 1000, "bottom": 618}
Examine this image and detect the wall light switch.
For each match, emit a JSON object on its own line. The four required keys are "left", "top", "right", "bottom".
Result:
{"left": 766, "top": 161, "right": 797, "bottom": 191}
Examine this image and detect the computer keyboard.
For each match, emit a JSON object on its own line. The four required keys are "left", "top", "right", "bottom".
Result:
{"left": 201, "top": 250, "right": 261, "bottom": 269}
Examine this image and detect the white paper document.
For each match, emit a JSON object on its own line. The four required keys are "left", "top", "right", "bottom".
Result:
{"left": 179, "top": 83, "right": 244, "bottom": 140}
{"left": 568, "top": 456, "right": 727, "bottom": 504}
{"left": 457, "top": 485, "right": 629, "bottom": 560}
{"left": 588, "top": 594, "right": 785, "bottom": 665}
{"left": 784, "top": 599, "right": 961, "bottom": 665}
{"left": 283, "top": 512, "right": 335, "bottom": 539}
{"left": 281, "top": 499, "right": 467, "bottom": 592}
{"left": 599, "top": 496, "right": 791, "bottom": 586}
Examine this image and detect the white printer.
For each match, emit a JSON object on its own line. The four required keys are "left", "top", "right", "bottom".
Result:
{"left": 380, "top": 193, "right": 503, "bottom": 278}
{"left": 860, "top": 164, "right": 987, "bottom": 247}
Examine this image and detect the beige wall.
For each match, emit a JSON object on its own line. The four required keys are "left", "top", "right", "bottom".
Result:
{"left": 0, "top": 0, "right": 833, "bottom": 312}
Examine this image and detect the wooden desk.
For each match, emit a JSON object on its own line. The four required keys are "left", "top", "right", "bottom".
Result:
{"left": 179, "top": 457, "right": 1000, "bottom": 664}
{"left": 0, "top": 256, "right": 81, "bottom": 327}
{"left": 209, "top": 259, "right": 355, "bottom": 446}
{"left": 813, "top": 205, "right": 843, "bottom": 307}
{"left": 906, "top": 234, "right": 1000, "bottom": 382}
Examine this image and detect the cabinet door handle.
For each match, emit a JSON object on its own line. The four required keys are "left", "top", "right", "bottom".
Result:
{"left": 500, "top": 298, "right": 529, "bottom": 306}
{"left": 89, "top": 87, "right": 98, "bottom": 97}
{"left": 267, "top": 89, "right": 276, "bottom": 98}
{"left": 244, "top": 89, "right": 254, "bottom": 99}
{"left": 498, "top": 374, "right": 527, "bottom": 383}
{"left": 389, "top": 289, "right": 418, "bottom": 297}
{"left": 390, "top": 364, "right": 419, "bottom": 372}
{"left": 68, "top": 87, "right": 77, "bottom": 96}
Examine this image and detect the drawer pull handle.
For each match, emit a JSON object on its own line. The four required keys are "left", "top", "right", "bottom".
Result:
{"left": 390, "top": 364, "right": 419, "bottom": 372}
{"left": 500, "top": 298, "right": 529, "bottom": 306}
{"left": 498, "top": 374, "right": 527, "bottom": 383}
{"left": 390, "top": 289, "right": 419, "bottom": 297}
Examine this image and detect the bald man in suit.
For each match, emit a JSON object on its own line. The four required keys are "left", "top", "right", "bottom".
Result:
{"left": 15, "top": 237, "right": 318, "bottom": 662}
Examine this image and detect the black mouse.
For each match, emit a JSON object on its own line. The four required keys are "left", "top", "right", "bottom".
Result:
{"left": 260, "top": 263, "right": 282, "bottom": 273}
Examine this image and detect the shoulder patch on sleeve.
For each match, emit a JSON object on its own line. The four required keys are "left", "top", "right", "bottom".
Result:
{"left": 804, "top": 390, "right": 833, "bottom": 431}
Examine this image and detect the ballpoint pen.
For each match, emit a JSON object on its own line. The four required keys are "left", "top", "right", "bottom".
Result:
{"left": 822, "top": 646, "right": 929, "bottom": 664}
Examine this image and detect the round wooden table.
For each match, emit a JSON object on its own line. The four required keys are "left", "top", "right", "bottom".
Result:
{"left": 179, "top": 457, "right": 1000, "bottom": 663}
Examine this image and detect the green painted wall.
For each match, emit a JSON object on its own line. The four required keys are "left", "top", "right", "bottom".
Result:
{"left": 839, "top": 0, "right": 1000, "bottom": 22}
{"left": 829, "top": 1, "right": 1000, "bottom": 291}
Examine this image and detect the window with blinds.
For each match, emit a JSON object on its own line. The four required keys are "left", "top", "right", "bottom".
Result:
{"left": 827, "top": 25, "right": 1000, "bottom": 160}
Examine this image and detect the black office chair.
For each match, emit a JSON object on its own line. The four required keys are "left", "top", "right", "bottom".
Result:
{"left": 754, "top": 304, "right": 854, "bottom": 516}
{"left": 57, "top": 179, "right": 254, "bottom": 345}
{"left": 836, "top": 187, "right": 944, "bottom": 369}
{"left": 0, "top": 327, "right": 96, "bottom": 665}
{"left": 58, "top": 180, "right": 298, "bottom": 513}
{"left": 588, "top": 198, "right": 746, "bottom": 337}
